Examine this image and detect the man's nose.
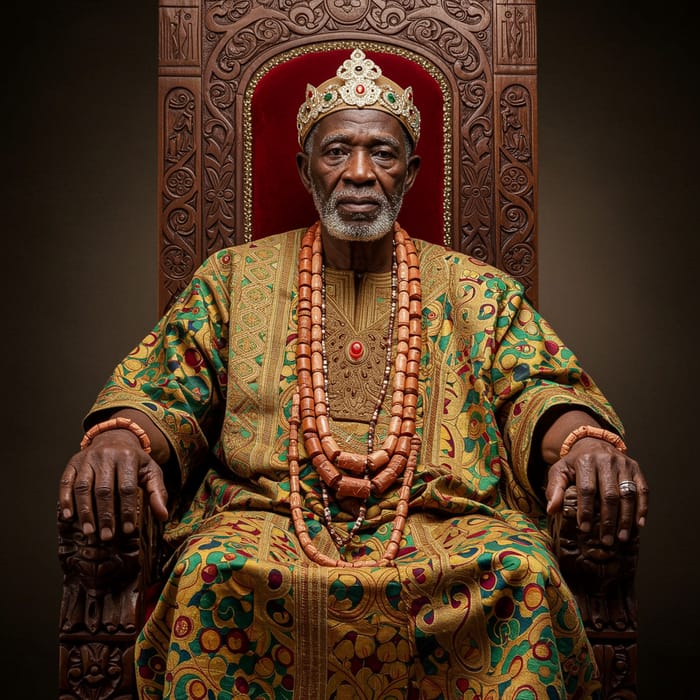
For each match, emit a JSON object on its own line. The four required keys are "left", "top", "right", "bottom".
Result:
{"left": 343, "top": 149, "right": 375, "bottom": 184}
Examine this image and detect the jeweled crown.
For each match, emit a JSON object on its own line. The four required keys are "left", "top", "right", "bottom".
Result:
{"left": 296, "top": 48, "right": 421, "bottom": 147}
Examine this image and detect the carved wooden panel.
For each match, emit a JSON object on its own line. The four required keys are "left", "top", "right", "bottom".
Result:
{"left": 157, "top": 0, "right": 539, "bottom": 314}
{"left": 58, "top": 642, "right": 134, "bottom": 700}
{"left": 159, "top": 4, "right": 201, "bottom": 66}
{"left": 594, "top": 643, "right": 639, "bottom": 700}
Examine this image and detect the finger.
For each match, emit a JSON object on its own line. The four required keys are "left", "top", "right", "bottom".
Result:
{"left": 58, "top": 457, "right": 80, "bottom": 520}
{"left": 72, "top": 460, "right": 97, "bottom": 536}
{"left": 616, "top": 466, "right": 639, "bottom": 542}
{"left": 634, "top": 470, "right": 650, "bottom": 528}
{"left": 572, "top": 454, "right": 598, "bottom": 534}
{"left": 94, "top": 459, "right": 118, "bottom": 541}
{"left": 116, "top": 458, "right": 141, "bottom": 536}
{"left": 616, "top": 495, "right": 636, "bottom": 541}
{"left": 597, "top": 452, "right": 623, "bottom": 547}
{"left": 545, "top": 459, "right": 571, "bottom": 515}
{"left": 139, "top": 459, "right": 169, "bottom": 523}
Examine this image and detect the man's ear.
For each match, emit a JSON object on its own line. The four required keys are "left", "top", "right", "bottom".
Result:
{"left": 296, "top": 152, "right": 312, "bottom": 193}
{"left": 403, "top": 154, "right": 421, "bottom": 194}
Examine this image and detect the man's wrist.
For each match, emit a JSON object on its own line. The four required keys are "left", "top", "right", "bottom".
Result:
{"left": 80, "top": 416, "right": 152, "bottom": 453}
{"left": 558, "top": 425, "right": 626, "bottom": 459}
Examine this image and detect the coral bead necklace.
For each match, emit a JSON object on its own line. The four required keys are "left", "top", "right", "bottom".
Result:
{"left": 288, "top": 221, "right": 422, "bottom": 567}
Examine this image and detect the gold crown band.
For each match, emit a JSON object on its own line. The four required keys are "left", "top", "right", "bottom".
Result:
{"left": 296, "top": 48, "right": 421, "bottom": 147}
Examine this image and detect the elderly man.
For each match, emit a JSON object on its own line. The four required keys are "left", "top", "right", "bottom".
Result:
{"left": 60, "top": 49, "right": 647, "bottom": 699}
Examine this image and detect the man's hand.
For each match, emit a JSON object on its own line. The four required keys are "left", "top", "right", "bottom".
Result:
{"left": 539, "top": 409, "right": 649, "bottom": 546}
{"left": 545, "top": 436, "right": 648, "bottom": 546}
{"left": 59, "top": 428, "right": 169, "bottom": 541}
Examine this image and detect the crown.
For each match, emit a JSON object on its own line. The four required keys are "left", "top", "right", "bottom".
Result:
{"left": 296, "top": 48, "right": 421, "bottom": 147}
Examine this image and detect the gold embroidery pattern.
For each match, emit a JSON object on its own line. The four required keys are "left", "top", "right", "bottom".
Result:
{"left": 222, "top": 233, "right": 300, "bottom": 466}
{"left": 323, "top": 270, "right": 394, "bottom": 421}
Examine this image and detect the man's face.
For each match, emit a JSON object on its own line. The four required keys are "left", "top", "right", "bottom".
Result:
{"left": 297, "top": 109, "right": 420, "bottom": 242}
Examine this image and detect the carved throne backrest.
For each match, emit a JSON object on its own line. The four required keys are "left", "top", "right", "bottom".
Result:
{"left": 157, "top": 0, "right": 539, "bottom": 315}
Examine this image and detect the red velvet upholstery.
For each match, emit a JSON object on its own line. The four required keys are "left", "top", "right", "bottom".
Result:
{"left": 251, "top": 48, "right": 446, "bottom": 244}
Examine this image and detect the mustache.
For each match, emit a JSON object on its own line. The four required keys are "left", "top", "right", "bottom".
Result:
{"left": 329, "top": 188, "right": 386, "bottom": 206}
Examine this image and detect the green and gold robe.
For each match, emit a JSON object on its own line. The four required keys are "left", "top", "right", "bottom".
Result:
{"left": 89, "top": 229, "right": 619, "bottom": 699}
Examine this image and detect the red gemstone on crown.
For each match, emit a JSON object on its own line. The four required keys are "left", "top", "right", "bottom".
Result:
{"left": 356, "top": 84, "right": 365, "bottom": 95}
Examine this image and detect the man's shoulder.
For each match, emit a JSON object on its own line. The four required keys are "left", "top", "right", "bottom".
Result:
{"left": 204, "top": 229, "right": 305, "bottom": 265}
{"left": 412, "top": 237, "right": 522, "bottom": 291}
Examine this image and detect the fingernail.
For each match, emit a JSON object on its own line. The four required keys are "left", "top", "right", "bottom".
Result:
{"left": 83, "top": 523, "right": 94, "bottom": 535}
{"left": 580, "top": 522, "right": 591, "bottom": 533}
{"left": 618, "top": 529, "right": 629, "bottom": 541}
{"left": 62, "top": 509, "right": 72, "bottom": 520}
{"left": 638, "top": 517, "right": 646, "bottom": 527}
{"left": 100, "top": 527, "right": 113, "bottom": 540}
{"left": 602, "top": 534, "right": 614, "bottom": 546}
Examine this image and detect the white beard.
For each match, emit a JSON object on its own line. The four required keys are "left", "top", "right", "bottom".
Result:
{"left": 310, "top": 184, "right": 405, "bottom": 242}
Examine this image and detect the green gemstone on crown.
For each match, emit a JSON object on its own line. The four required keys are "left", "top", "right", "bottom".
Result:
{"left": 323, "top": 92, "right": 333, "bottom": 102}
{"left": 387, "top": 93, "right": 396, "bottom": 104}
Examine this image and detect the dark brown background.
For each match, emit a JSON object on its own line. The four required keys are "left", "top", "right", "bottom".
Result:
{"left": 2, "top": 2, "right": 696, "bottom": 697}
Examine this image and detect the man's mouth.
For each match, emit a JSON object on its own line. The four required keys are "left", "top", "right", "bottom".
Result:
{"left": 335, "top": 197, "right": 381, "bottom": 218}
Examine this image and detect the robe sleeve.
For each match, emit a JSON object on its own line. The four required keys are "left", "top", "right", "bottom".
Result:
{"left": 84, "top": 248, "right": 236, "bottom": 485}
{"left": 488, "top": 278, "right": 624, "bottom": 502}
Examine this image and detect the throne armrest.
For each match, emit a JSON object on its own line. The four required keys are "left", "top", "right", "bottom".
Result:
{"left": 548, "top": 485, "right": 640, "bottom": 698}
{"left": 57, "top": 494, "right": 157, "bottom": 700}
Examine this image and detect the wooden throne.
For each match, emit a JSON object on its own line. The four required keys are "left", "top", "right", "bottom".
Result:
{"left": 58, "top": 1, "right": 640, "bottom": 698}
